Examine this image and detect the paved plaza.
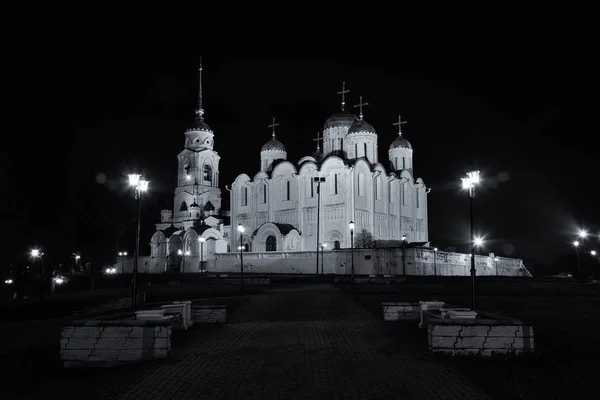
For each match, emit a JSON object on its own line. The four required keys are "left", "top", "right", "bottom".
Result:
{"left": 82, "top": 283, "right": 490, "bottom": 399}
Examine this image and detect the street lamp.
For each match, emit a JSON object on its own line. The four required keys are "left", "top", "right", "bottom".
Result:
{"left": 128, "top": 173, "right": 149, "bottom": 312}
{"left": 573, "top": 240, "right": 581, "bottom": 277}
{"left": 178, "top": 249, "right": 190, "bottom": 283}
{"left": 592, "top": 250, "right": 599, "bottom": 280}
{"left": 198, "top": 237, "right": 206, "bottom": 274}
{"left": 238, "top": 223, "right": 245, "bottom": 293}
{"left": 118, "top": 251, "right": 127, "bottom": 274}
{"left": 494, "top": 256, "right": 500, "bottom": 276}
{"left": 73, "top": 254, "right": 81, "bottom": 275}
{"left": 320, "top": 243, "right": 327, "bottom": 274}
{"left": 314, "top": 176, "right": 326, "bottom": 275}
{"left": 433, "top": 247, "right": 438, "bottom": 276}
{"left": 401, "top": 234, "right": 407, "bottom": 275}
{"left": 30, "top": 249, "right": 45, "bottom": 301}
{"left": 462, "top": 170, "right": 480, "bottom": 310}
{"left": 349, "top": 221, "right": 355, "bottom": 281}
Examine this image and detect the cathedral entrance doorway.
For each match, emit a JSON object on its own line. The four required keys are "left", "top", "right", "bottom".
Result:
{"left": 266, "top": 235, "right": 277, "bottom": 252}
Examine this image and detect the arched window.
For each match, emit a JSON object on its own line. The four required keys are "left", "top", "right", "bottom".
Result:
{"left": 358, "top": 173, "right": 365, "bottom": 196}
{"left": 180, "top": 201, "right": 188, "bottom": 212}
{"left": 334, "top": 240, "right": 340, "bottom": 250}
{"left": 364, "top": 143, "right": 367, "bottom": 158}
{"left": 266, "top": 235, "right": 277, "bottom": 251}
{"left": 375, "top": 177, "right": 381, "bottom": 200}
{"left": 242, "top": 187, "right": 248, "bottom": 206}
{"left": 203, "top": 165, "right": 212, "bottom": 183}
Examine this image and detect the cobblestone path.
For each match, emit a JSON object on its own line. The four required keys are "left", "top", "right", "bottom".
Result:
{"left": 103, "top": 284, "right": 491, "bottom": 399}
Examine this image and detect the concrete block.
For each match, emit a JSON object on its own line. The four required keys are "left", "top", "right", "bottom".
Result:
{"left": 483, "top": 337, "right": 516, "bottom": 349}
{"left": 458, "top": 325, "right": 490, "bottom": 337}
{"left": 94, "top": 337, "right": 128, "bottom": 349}
{"left": 118, "top": 350, "right": 143, "bottom": 361}
{"left": 65, "top": 338, "right": 98, "bottom": 350}
{"left": 447, "top": 309, "right": 477, "bottom": 319}
{"left": 430, "top": 336, "right": 457, "bottom": 348}
{"left": 455, "top": 336, "right": 486, "bottom": 349}
{"left": 488, "top": 325, "right": 519, "bottom": 337}
{"left": 72, "top": 327, "right": 103, "bottom": 338}
{"left": 153, "top": 338, "right": 170, "bottom": 349}
{"left": 430, "top": 325, "right": 462, "bottom": 337}
{"left": 102, "top": 327, "right": 133, "bottom": 338}
{"left": 516, "top": 325, "right": 535, "bottom": 338}
{"left": 61, "top": 349, "right": 92, "bottom": 360}
{"left": 61, "top": 327, "right": 75, "bottom": 337}
{"left": 60, "top": 338, "right": 70, "bottom": 349}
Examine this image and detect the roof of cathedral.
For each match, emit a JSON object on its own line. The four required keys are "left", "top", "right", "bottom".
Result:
{"left": 390, "top": 135, "right": 412, "bottom": 149}
{"left": 162, "top": 226, "right": 180, "bottom": 238}
{"left": 348, "top": 119, "right": 376, "bottom": 135}
{"left": 261, "top": 137, "right": 286, "bottom": 152}
{"left": 251, "top": 222, "right": 297, "bottom": 237}
{"left": 324, "top": 111, "right": 359, "bottom": 129}
{"left": 312, "top": 148, "right": 323, "bottom": 161}
{"left": 185, "top": 117, "right": 213, "bottom": 133}
{"left": 190, "top": 224, "right": 212, "bottom": 236}
{"left": 189, "top": 201, "right": 201, "bottom": 209}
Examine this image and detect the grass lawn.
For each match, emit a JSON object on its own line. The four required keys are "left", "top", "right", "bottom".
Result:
{"left": 349, "top": 278, "right": 600, "bottom": 400}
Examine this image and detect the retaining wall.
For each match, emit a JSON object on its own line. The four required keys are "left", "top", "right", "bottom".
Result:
{"left": 60, "top": 319, "right": 172, "bottom": 367}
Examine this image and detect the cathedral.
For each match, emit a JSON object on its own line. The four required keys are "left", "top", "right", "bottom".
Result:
{"left": 231, "top": 83, "right": 429, "bottom": 253}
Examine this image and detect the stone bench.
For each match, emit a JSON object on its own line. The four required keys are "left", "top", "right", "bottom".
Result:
{"left": 173, "top": 301, "right": 193, "bottom": 327}
{"left": 161, "top": 303, "right": 190, "bottom": 331}
{"left": 428, "top": 313, "right": 535, "bottom": 357}
{"left": 192, "top": 304, "right": 227, "bottom": 323}
{"left": 418, "top": 300, "right": 446, "bottom": 329}
{"left": 382, "top": 302, "right": 419, "bottom": 321}
{"left": 60, "top": 318, "right": 172, "bottom": 367}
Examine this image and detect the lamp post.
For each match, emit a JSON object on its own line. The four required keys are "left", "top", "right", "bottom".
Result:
{"left": 320, "top": 243, "right": 327, "bottom": 275}
{"left": 118, "top": 252, "right": 127, "bottom": 274}
{"left": 238, "top": 223, "right": 245, "bottom": 293}
{"left": 314, "top": 176, "right": 326, "bottom": 275}
{"left": 128, "top": 173, "right": 149, "bottom": 312}
{"left": 401, "top": 235, "right": 407, "bottom": 275}
{"left": 494, "top": 256, "right": 499, "bottom": 276}
{"left": 199, "top": 237, "right": 206, "bottom": 274}
{"left": 30, "top": 249, "right": 45, "bottom": 302}
{"left": 573, "top": 241, "right": 581, "bottom": 277}
{"left": 462, "top": 170, "right": 480, "bottom": 310}
{"left": 178, "top": 249, "right": 190, "bottom": 283}
{"left": 591, "top": 250, "right": 598, "bottom": 280}
{"left": 349, "top": 221, "right": 355, "bottom": 281}
{"left": 433, "top": 247, "right": 438, "bottom": 276}
{"left": 73, "top": 254, "right": 81, "bottom": 275}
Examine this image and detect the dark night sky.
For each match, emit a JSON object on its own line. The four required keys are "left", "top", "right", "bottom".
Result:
{"left": 3, "top": 14, "right": 599, "bottom": 267}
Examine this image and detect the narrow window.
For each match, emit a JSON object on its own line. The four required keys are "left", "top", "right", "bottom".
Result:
{"left": 364, "top": 143, "right": 367, "bottom": 158}
{"left": 286, "top": 181, "right": 290, "bottom": 201}
{"left": 341, "top": 138, "right": 344, "bottom": 151}
{"left": 355, "top": 143, "right": 357, "bottom": 158}
{"left": 417, "top": 189, "right": 420, "bottom": 208}
{"left": 310, "top": 179, "right": 314, "bottom": 198}
{"left": 263, "top": 184, "right": 267, "bottom": 203}
{"left": 334, "top": 174, "right": 338, "bottom": 195}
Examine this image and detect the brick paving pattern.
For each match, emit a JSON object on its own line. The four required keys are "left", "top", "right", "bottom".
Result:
{"left": 101, "top": 284, "right": 491, "bottom": 399}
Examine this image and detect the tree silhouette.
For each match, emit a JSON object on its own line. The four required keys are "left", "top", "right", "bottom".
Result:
{"left": 354, "top": 229, "right": 374, "bottom": 248}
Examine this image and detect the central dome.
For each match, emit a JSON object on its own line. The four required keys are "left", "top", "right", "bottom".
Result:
{"left": 261, "top": 137, "right": 286, "bottom": 152}
{"left": 348, "top": 119, "right": 376, "bottom": 135}
{"left": 324, "top": 111, "right": 359, "bottom": 129}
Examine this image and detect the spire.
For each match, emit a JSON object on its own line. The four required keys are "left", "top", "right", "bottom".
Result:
{"left": 354, "top": 96, "right": 369, "bottom": 120}
{"left": 337, "top": 81, "right": 350, "bottom": 111}
{"left": 195, "top": 57, "right": 204, "bottom": 119}
{"left": 268, "top": 117, "right": 279, "bottom": 138}
{"left": 392, "top": 114, "right": 407, "bottom": 136}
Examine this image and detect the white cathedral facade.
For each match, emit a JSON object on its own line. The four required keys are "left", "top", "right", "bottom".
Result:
{"left": 231, "top": 85, "right": 429, "bottom": 253}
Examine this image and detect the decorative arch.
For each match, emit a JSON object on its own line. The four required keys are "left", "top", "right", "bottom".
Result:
{"left": 150, "top": 231, "right": 167, "bottom": 256}
{"left": 325, "top": 229, "right": 344, "bottom": 249}
{"left": 180, "top": 201, "right": 188, "bottom": 212}
{"left": 271, "top": 160, "right": 298, "bottom": 180}
{"left": 252, "top": 222, "right": 300, "bottom": 252}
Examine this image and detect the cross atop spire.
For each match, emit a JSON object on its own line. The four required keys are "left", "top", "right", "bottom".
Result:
{"left": 337, "top": 81, "right": 350, "bottom": 111}
{"left": 393, "top": 114, "right": 407, "bottom": 135}
{"left": 354, "top": 96, "right": 369, "bottom": 120}
{"left": 268, "top": 117, "right": 279, "bottom": 138}
{"left": 195, "top": 56, "right": 205, "bottom": 118}
{"left": 313, "top": 131, "right": 323, "bottom": 151}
